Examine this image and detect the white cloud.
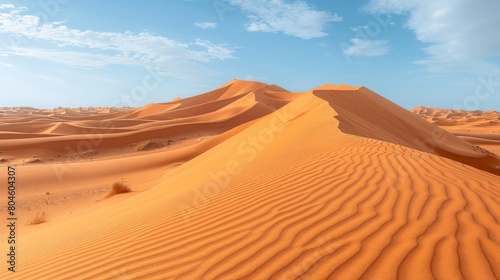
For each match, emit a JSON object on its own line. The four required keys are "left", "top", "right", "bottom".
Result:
{"left": 350, "top": 25, "right": 369, "bottom": 32}
{"left": 193, "top": 39, "right": 234, "bottom": 62}
{"left": 228, "top": 0, "right": 342, "bottom": 39}
{"left": 0, "top": 4, "right": 15, "bottom": 10}
{"left": 343, "top": 38, "right": 390, "bottom": 57}
{"left": 7, "top": 47, "right": 135, "bottom": 69}
{"left": 0, "top": 62, "right": 13, "bottom": 67}
{"left": 0, "top": 6, "right": 234, "bottom": 79}
{"left": 194, "top": 22, "right": 217, "bottom": 29}
{"left": 365, "top": 0, "right": 500, "bottom": 74}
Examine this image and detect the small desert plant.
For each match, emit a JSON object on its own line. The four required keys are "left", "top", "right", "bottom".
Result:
{"left": 25, "top": 158, "right": 41, "bottom": 164}
{"left": 105, "top": 181, "right": 131, "bottom": 198}
{"left": 28, "top": 211, "right": 47, "bottom": 225}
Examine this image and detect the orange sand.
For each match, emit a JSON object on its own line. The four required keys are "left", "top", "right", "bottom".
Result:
{"left": 412, "top": 106, "right": 500, "bottom": 157}
{"left": 0, "top": 81, "right": 499, "bottom": 279}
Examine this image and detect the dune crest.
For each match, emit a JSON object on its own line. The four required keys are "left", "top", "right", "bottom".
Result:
{"left": 314, "top": 84, "right": 362, "bottom": 91}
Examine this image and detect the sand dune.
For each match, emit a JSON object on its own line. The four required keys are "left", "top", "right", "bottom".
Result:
{"left": 412, "top": 106, "right": 500, "bottom": 131}
{"left": 0, "top": 82, "right": 294, "bottom": 165}
{"left": 0, "top": 81, "right": 499, "bottom": 279}
{"left": 412, "top": 106, "right": 500, "bottom": 162}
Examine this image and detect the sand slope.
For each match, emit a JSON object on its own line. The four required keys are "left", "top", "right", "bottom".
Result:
{"left": 412, "top": 106, "right": 500, "bottom": 163}
{"left": 315, "top": 88, "right": 500, "bottom": 175}
{"left": 0, "top": 82, "right": 499, "bottom": 279}
{"left": 0, "top": 80, "right": 295, "bottom": 165}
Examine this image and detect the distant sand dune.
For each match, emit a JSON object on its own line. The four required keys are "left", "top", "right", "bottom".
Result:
{"left": 412, "top": 106, "right": 500, "bottom": 163}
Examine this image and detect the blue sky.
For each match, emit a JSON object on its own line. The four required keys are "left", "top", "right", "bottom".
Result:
{"left": 1, "top": 0, "right": 499, "bottom": 110}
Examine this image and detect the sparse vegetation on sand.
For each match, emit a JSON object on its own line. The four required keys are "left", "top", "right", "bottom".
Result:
{"left": 105, "top": 182, "right": 132, "bottom": 198}
{"left": 28, "top": 211, "right": 47, "bottom": 225}
{"left": 25, "top": 158, "right": 41, "bottom": 164}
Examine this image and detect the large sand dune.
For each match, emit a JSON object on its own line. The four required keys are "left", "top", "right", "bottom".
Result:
{"left": 0, "top": 81, "right": 499, "bottom": 279}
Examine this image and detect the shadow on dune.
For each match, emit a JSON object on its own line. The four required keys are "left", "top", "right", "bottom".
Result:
{"left": 312, "top": 87, "right": 500, "bottom": 176}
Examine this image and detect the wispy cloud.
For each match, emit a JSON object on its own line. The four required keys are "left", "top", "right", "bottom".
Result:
{"left": 343, "top": 38, "right": 390, "bottom": 57}
{"left": 0, "top": 62, "right": 13, "bottom": 67}
{"left": 365, "top": 0, "right": 500, "bottom": 74}
{"left": 6, "top": 47, "right": 135, "bottom": 69}
{"left": 0, "top": 5, "right": 234, "bottom": 79}
{"left": 82, "top": 74, "right": 118, "bottom": 83}
{"left": 350, "top": 25, "right": 369, "bottom": 32}
{"left": 0, "top": 4, "right": 15, "bottom": 9}
{"left": 38, "top": 74, "right": 65, "bottom": 84}
{"left": 228, "top": 0, "right": 342, "bottom": 39}
{"left": 194, "top": 22, "right": 217, "bottom": 29}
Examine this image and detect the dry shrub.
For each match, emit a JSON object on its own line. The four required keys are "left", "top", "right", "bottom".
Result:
{"left": 28, "top": 211, "right": 47, "bottom": 225}
{"left": 25, "top": 158, "right": 41, "bottom": 164}
{"left": 106, "top": 182, "right": 131, "bottom": 198}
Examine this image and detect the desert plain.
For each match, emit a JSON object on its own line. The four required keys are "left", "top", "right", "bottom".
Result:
{"left": 0, "top": 80, "right": 499, "bottom": 279}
